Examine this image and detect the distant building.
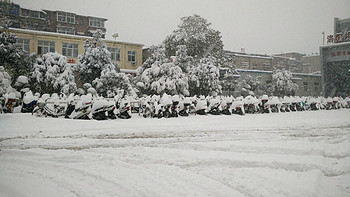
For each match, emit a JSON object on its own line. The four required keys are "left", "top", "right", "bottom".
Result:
{"left": 221, "top": 51, "right": 322, "bottom": 96}
{"left": 225, "top": 51, "right": 274, "bottom": 71}
{"left": 235, "top": 69, "right": 321, "bottom": 97}
{"left": 0, "top": 1, "right": 107, "bottom": 37}
{"left": 225, "top": 51, "right": 309, "bottom": 73}
{"left": 320, "top": 17, "right": 350, "bottom": 98}
{"left": 301, "top": 55, "right": 321, "bottom": 74}
{"left": 8, "top": 28, "right": 143, "bottom": 71}
{"left": 0, "top": 1, "right": 144, "bottom": 73}
{"left": 273, "top": 52, "right": 322, "bottom": 74}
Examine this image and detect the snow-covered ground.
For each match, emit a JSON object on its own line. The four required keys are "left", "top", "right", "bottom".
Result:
{"left": 1, "top": 109, "right": 350, "bottom": 197}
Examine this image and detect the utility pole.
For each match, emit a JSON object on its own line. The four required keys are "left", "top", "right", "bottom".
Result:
{"left": 322, "top": 32, "right": 325, "bottom": 45}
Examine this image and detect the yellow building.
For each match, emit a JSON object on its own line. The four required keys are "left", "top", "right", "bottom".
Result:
{"left": 9, "top": 27, "right": 143, "bottom": 73}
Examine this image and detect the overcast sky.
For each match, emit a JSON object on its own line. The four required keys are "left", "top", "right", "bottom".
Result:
{"left": 14, "top": 0, "right": 350, "bottom": 55}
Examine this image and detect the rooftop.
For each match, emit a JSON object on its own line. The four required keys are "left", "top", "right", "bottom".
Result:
{"left": 6, "top": 27, "right": 144, "bottom": 46}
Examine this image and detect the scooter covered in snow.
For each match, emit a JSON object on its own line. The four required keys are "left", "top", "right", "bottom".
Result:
{"left": 69, "top": 94, "right": 93, "bottom": 119}
{"left": 44, "top": 94, "right": 66, "bottom": 118}
{"left": 221, "top": 97, "right": 233, "bottom": 115}
{"left": 208, "top": 98, "right": 221, "bottom": 115}
{"left": 65, "top": 95, "right": 78, "bottom": 118}
{"left": 160, "top": 95, "right": 173, "bottom": 118}
{"left": 259, "top": 95, "right": 269, "bottom": 113}
{"left": 171, "top": 95, "right": 180, "bottom": 117}
{"left": 232, "top": 97, "right": 245, "bottom": 115}
{"left": 21, "top": 91, "right": 38, "bottom": 113}
{"left": 116, "top": 99, "right": 131, "bottom": 119}
{"left": 179, "top": 97, "right": 191, "bottom": 117}
{"left": 91, "top": 99, "right": 109, "bottom": 120}
{"left": 2, "top": 93, "right": 18, "bottom": 113}
{"left": 195, "top": 97, "right": 207, "bottom": 115}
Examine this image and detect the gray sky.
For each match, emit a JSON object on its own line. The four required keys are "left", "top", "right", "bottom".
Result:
{"left": 14, "top": 0, "right": 350, "bottom": 55}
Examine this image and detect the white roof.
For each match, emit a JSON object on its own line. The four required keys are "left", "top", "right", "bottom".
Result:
{"left": 120, "top": 69, "right": 138, "bottom": 74}
{"left": 6, "top": 27, "right": 143, "bottom": 46}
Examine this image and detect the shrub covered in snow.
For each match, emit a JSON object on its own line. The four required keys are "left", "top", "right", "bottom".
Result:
{"left": 136, "top": 45, "right": 189, "bottom": 96}
{"left": 0, "top": 27, "right": 35, "bottom": 84}
{"left": 31, "top": 52, "right": 77, "bottom": 94}
{"left": 236, "top": 75, "right": 264, "bottom": 97}
{"left": 271, "top": 69, "right": 298, "bottom": 97}
{"left": 188, "top": 57, "right": 221, "bottom": 96}
{"left": 0, "top": 66, "right": 13, "bottom": 96}
{"left": 219, "top": 54, "right": 238, "bottom": 95}
{"left": 93, "top": 68, "right": 136, "bottom": 98}
{"left": 77, "top": 30, "right": 135, "bottom": 97}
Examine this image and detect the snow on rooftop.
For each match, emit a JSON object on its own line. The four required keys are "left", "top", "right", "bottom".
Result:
{"left": 234, "top": 53, "right": 273, "bottom": 59}
{"left": 272, "top": 56, "right": 297, "bottom": 61}
{"left": 120, "top": 69, "right": 138, "bottom": 74}
{"left": 236, "top": 69, "right": 321, "bottom": 77}
{"left": 6, "top": 27, "right": 143, "bottom": 46}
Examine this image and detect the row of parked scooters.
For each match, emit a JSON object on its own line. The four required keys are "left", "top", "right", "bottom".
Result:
{"left": 1, "top": 91, "right": 349, "bottom": 120}
{"left": 139, "top": 94, "right": 350, "bottom": 118}
{"left": 0, "top": 91, "right": 132, "bottom": 120}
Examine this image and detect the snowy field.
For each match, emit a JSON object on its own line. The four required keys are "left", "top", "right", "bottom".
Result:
{"left": 1, "top": 109, "right": 350, "bottom": 197}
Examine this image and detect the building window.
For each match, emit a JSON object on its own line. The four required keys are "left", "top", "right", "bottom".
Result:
{"left": 128, "top": 51, "right": 136, "bottom": 62}
{"left": 263, "top": 64, "right": 271, "bottom": 70}
{"left": 57, "top": 12, "right": 75, "bottom": 24}
{"left": 89, "top": 18, "right": 104, "bottom": 28}
{"left": 57, "top": 26, "right": 75, "bottom": 35}
{"left": 62, "top": 42, "right": 78, "bottom": 57}
{"left": 38, "top": 40, "right": 55, "bottom": 55}
{"left": 16, "top": 38, "right": 30, "bottom": 53}
{"left": 241, "top": 62, "right": 249, "bottom": 69}
{"left": 303, "top": 82, "right": 308, "bottom": 92}
{"left": 30, "top": 11, "right": 39, "bottom": 18}
{"left": 107, "top": 47, "right": 120, "bottom": 61}
{"left": 20, "top": 9, "right": 29, "bottom": 17}
{"left": 314, "top": 83, "right": 319, "bottom": 92}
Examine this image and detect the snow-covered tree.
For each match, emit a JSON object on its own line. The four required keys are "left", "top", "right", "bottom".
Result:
{"left": 76, "top": 30, "right": 111, "bottom": 84}
{"left": 136, "top": 45, "right": 189, "bottom": 96}
{"left": 31, "top": 52, "right": 77, "bottom": 94}
{"left": 0, "top": 66, "right": 12, "bottom": 96}
{"left": 271, "top": 69, "right": 298, "bottom": 97}
{"left": 172, "top": 45, "right": 193, "bottom": 73}
{"left": 188, "top": 57, "right": 221, "bottom": 96}
{"left": 236, "top": 75, "right": 263, "bottom": 97}
{"left": 0, "top": 26, "right": 34, "bottom": 83}
{"left": 93, "top": 67, "right": 136, "bottom": 98}
{"left": 77, "top": 30, "right": 135, "bottom": 97}
{"left": 137, "top": 45, "right": 167, "bottom": 75}
{"left": 219, "top": 54, "right": 238, "bottom": 95}
{"left": 163, "top": 14, "right": 224, "bottom": 59}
